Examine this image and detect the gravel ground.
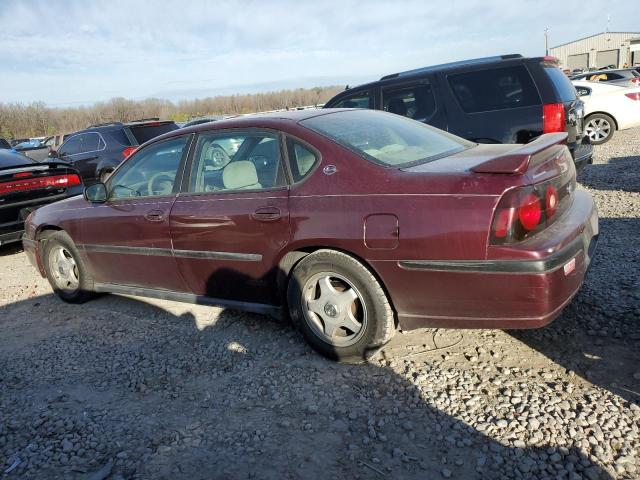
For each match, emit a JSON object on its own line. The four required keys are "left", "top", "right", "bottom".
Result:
{"left": 0, "top": 129, "right": 638, "bottom": 480}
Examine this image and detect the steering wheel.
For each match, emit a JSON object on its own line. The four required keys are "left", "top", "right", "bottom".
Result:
{"left": 205, "top": 145, "right": 231, "bottom": 171}
{"left": 147, "top": 172, "right": 175, "bottom": 196}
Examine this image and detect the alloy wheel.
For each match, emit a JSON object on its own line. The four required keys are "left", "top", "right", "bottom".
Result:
{"left": 48, "top": 245, "right": 80, "bottom": 293}
{"left": 585, "top": 118, "right": 611, "bottom": 142}
{"left": 302, "top": 272, "right": 367, "bottom": 347}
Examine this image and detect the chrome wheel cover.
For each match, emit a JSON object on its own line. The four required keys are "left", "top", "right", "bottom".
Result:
{"left": 302, "top": 272, "right": 367, "bottom": 347}
{"left": 48, "top": 246, "right": 80, "bottom": 293}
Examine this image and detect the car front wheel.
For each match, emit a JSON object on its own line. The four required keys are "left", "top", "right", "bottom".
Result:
{"left": 585, "top": 113, "right": 616, "bottom": 145}
{"left": 287, "top": 249, "right": 395, "bottom": 363}
{"left": 42, "top": 231, "right": 95, "bottom": 303}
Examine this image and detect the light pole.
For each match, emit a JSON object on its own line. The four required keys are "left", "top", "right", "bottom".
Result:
{"left": 544, "top": 26, "right": 550, "bottom": 56}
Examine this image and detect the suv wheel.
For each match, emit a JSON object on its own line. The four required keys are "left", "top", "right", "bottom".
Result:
{"left": 585, "top": 114, "right": 616, "bottom": 145}
{"left": 42, "top": 231, "right": 95, "bottom": 303}
{"left": 287, "top": 250, "right": 395, "bottom": 363}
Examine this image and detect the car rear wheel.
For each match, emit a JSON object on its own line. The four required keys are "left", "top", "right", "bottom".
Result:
{"left": 42, "top": 231, "right": 95, "bottom": 303}
{"left": 584, "top": 113, "right": 616, "bottom": 145}
{"left": 287, "top": 250, "right": 395, "bottom": 363}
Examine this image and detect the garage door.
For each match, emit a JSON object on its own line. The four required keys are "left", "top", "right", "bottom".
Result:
{"left": 596, "top": 50, "right": 619, "bottom": 69}
{"left": 567, "top": 53, "right": 589, "bottom": 70}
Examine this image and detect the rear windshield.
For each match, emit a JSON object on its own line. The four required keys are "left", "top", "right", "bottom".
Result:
{"left": 301, "top": 110, "right": 473, "bottom": 168}
{"left": 544, "top": 66, "right": 577, "bottom": 102}
{"left": 0, "top": 150, "right": 35, "bottom": 168}
{"left": 127, "top": 123, "right": 179, "bottom": 145}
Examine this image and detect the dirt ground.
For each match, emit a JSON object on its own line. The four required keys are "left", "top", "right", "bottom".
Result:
{"left": 0, "top": 129, "right": 638, "bottom": 480}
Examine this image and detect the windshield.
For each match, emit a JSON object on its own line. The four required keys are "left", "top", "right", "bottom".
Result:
{"left": 301, "top": 110, "right": 473, "bottom": 168}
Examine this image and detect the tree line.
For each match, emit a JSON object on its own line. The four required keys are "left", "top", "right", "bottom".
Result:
{"left": 0, "top": 85, "right": 345, "bottom": 140}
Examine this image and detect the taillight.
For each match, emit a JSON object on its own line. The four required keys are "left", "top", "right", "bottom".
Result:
{"left": 122, "top": 147, "right": 136, "bottom": 158}
{"left": 630, "top": 78, "right": 640, "bottom": 86}
{"left": 625, "top": 92, "right": 640, "bottom": 101}
{"left": 543, "top": 103, "right": 566, "bottom": 133}
{"left": 490, "top": 175, "right": 575, "bottom": 245}
{"left": 0, "top": 174, "right": 81, "bottom": 196}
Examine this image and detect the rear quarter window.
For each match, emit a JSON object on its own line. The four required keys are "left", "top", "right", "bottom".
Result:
{"left": 543, "top": 66, "right": 577, "bottom": 102}
{"left": 447, "top": 66, "right": 541, "bottom": 113}
{"left": 127, "top": 123, "right": 179, "bottom": 145}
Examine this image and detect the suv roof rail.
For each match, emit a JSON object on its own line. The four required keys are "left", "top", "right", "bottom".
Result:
{"left": 127, "top": 117, "right": 161, "bottom": 123}
{"left": 380, "top": 54, "right": 524, "bottom": 80}
{"left": 88, "top": 121, "right": 124, "bottom": 128}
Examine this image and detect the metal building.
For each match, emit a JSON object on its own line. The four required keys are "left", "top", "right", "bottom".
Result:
{"left": 549, "top": 32, "right": 640, "bottom": 70}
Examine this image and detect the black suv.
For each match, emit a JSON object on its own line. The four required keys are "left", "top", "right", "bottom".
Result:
{"left": 325, "top": 54, "right": 592, "bottom": 168}
{"left": 50, "top": 119, "right": 179, "bottom": 183}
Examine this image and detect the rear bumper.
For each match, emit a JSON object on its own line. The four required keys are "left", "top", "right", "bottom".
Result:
{"left": 0, "top": 228, "right": 24, "bottom": 246}
{"left": 371, "top": 191, "right": 598, "bottom": 330}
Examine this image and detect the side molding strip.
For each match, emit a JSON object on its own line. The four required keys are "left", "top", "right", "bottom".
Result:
{"left": 79, "top": 244, "right": 262, "bottom": 261}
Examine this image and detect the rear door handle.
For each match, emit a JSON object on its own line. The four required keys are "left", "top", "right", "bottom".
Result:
{"left": 144, "top": 209, "right": 165, "bottom": 222}
{"left": 252, "top": 207, "right": 281, "bottom": 222}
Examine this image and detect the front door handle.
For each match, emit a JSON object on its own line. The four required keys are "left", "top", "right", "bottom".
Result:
{"left": 144, "top": 209, "right": 165, "bottom": 222}
{"left": 252, "top": 207, "right": 281, "bottom": 222}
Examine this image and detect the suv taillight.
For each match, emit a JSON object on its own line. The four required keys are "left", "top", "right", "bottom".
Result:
{"left": 625, "top": 92, "right": 640, "bottom": 101}
{"left": 122, "top": 147, "right": 136, "bottom": 158}
{"left": 543, "top": 103, "right": 566, "bottom": 133}
{"left": 490, "top": 174, "right": 575, "bottom": 245}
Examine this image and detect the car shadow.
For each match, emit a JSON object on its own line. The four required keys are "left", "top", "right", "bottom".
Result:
{"left": 577, "top": 155, "right": 639, "bottom": 193}
{"left": 0, "top": 293, "right": 616, "bottom": 478}
{"left": 508, "top": 217, "right": 640, "bottom": 406}
{"left": 0, "top": 242, "right": 23, "bottom": 257}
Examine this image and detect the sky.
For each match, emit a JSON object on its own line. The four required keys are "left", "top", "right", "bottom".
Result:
{"left": 0, "top": 0, "right": 638, "bottom": 107}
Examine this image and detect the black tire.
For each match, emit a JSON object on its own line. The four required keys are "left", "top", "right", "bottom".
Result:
{"left": 42, "top": 231, "right": 96, "bottom": 303}
{"left": 287, "top": 249, "right": 395, "bottom": 363}
{"left": 584, "top": 113, "right": 616, "bottom": 145}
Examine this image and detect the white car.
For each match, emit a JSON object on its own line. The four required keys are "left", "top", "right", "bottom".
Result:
{"left": 572, "top": 80, "right": 640, "bottom": 145}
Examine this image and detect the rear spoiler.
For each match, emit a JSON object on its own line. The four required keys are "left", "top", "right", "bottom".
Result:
{"left": 471, "top": 133, "right": 568, "bottom": 174}
{"left": 0, "top": 159, "right": 75, "bottom": 176}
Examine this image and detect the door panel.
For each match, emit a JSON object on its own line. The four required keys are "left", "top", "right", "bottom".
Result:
{"left": 78, "top": 198, "right": 187, "bottom": 291}
{"left": 170, "top": 190, "right": 289, "bottom": 304}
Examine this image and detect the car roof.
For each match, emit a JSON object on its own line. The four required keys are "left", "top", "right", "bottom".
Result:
{"left": 334, "top": 54, "right": 533, "bottom": 92}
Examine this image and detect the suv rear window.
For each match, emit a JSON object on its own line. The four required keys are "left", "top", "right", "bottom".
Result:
{"left": 448, "top": 66, "right": 541, "bottom": 113}
{"left": 302, "top": 110, "right": 472, "bottom": 168}
{"left": 543, "top": 66, "right": 578, "bottom": 102}
{"left": 127, "top": 122, "right": 179, "bottom": 145}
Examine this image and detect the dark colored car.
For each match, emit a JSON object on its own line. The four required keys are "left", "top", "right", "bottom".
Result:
{"left": 13, "top": 139, "right": 50, "bottom": 162}
{"left": 23, "top": 109, "right": 598, "bottom": 362}
{"left": 0, "top": 149, "right": 83, "bottom": 246}
{"left": 571, "top": 68, "right": 640, "bottom": 88}
{"left": 0, "top": 139, "right": 11, "bottom": 149}
{"left": 49, "top": 119, "right": 179, "bottom": 184}
{"left": 325, "top": 54, "right": 593, "bottom": 169}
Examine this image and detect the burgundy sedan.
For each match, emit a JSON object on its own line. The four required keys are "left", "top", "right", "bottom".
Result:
{"left": 23, "top": 109, "right": 598, "bottom": 362}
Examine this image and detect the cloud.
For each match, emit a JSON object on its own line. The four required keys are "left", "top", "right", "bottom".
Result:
{"left": 0, "top": 0, "right": 637, "bottom": 105}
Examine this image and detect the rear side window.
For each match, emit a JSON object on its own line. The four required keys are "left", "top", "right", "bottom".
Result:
{"left": 544, "top": 66, "right": 578, "bottom": 102}
{"left": 329, "top": 91, "right": 371, "bottom": 109}
{"left": 448, "top": 66, "right": 541, "bottom": 113}
{"left": 382, "top": 84, "right": 437, "bottom": 121}
{"left": 107, "top": 129, "right": 133, "bottom": 147}
{"left": 127, "top": 123, "right": 179, "bottom": 145}
{"left": 286, "top": 139, "right": 318, "bottom": 182}
{"left": 81, "top": 133, "right": 101, "bottom": 152}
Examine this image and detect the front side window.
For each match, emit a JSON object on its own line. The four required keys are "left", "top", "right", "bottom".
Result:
{"left": 383, "top": 84, "right": 436, "bottom": 121}
{"left": 58, "top": 135, "right": 82, "bottom": 155}
{"left": 302, "top": 110, "right": 473, "bottom": 168}
{"left": 286, "top": 139, "right": 318, "bottom": 182}
{"left": 329, "top": 91, "right": 371, "bottom": 109}
{"left": 107, "top": 136, "right": 189, "bottom": 199}
{"left": 448, "top": 66, "right": 541, "bottom": 113}
{"left": 189, "top": 132, "right": 285, "bottom": 193}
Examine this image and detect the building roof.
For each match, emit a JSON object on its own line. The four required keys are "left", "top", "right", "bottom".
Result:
{"left": 551, "top": 32, "right": 640, "bottom": 49}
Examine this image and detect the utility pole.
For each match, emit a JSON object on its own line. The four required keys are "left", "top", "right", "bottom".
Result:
{"left": 544, "top": 26, "right": 550, "bottom": 56}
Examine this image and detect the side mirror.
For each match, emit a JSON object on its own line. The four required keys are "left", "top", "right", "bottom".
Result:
{"left": 84, "top": 183, "right": 107, "bottom": 203}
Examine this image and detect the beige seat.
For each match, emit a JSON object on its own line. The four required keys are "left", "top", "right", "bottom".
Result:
{"left": 222, "top": 161, "right": 262, "bottom": 190}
